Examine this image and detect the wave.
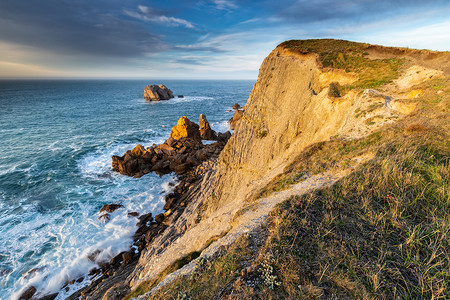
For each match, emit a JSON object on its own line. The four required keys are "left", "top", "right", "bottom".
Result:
{"left": 5, "top": 145, "right": 176, "bottom": 299}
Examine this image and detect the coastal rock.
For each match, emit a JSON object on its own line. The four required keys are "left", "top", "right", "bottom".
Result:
{"left": 130, "top": 144, "right": 145, "bottom": 157}
{"left": 144, "top": 84, "right": 174, "bottom": 101}
{"left": 199, "top": 114, "right": 217, "bottom": 140}
{"left": 37, "top": 292, "right": 59, "bottom": 300}
{"left": 170, "top": 116, "right": 201, "bottom": 141}
{"left": 228, "top": 109, "right": 244, "bottom": 130}
{"left": 19, "top": 286, "right": 36, "bottom": 300}
{"left": 137, "top": 213, "right": 153, "bottom": 227}
{"left": 232, "top": 103, "right": 241, "bottom": 110}
{"left": 112, "top": 115, "right": 228, "bottom": 177}
{"left": 217, "top": 131, "right": 232, "bottom": 142}
{"left": 155, "top": 213, "right": 165, "bottom": 223}
{"left": 98, "top": 213, "right": 110, "bottom": 222}
{"left": 99, "top": 204, "right": 124, "bottom": 214}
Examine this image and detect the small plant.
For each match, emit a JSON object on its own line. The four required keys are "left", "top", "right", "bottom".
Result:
{"left": 190, "top": 257, "right": 208, "bottom": 280}
{"left": 328, "top": 82, "right": 341, "bottom": 97}
{"left": 260, "top": 253, "right": 281, "bottom": 289}
{"left": 258, "top": 129, "right": 268, "bottom": 138}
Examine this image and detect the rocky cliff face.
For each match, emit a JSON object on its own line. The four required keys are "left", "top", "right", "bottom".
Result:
{"left": 124, "top": 40, "right": 449, "bottom": 295}
{"left": 211, "top": 48, "right": 357, "bottom": 209}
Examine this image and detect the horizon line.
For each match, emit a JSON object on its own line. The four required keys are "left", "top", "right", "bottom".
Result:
{"left": 0, "top": 77, "right": 257, "bottom": 81}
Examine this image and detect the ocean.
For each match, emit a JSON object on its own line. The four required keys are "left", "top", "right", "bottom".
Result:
{"left": 0, "top": 79, "right": 254, "bottom": 299}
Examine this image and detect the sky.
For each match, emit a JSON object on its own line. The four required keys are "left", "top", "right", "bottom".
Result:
{"left": 0, "top": 0, "right": 449, "bottom": 79}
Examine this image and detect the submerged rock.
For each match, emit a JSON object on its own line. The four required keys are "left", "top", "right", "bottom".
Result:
{"left": 144, "top": 84, "right": 174, "bottom": 101}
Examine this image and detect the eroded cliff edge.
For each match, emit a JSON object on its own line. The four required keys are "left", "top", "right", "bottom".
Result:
{"left": 83, "top": 39, "right": 449, "bottom": 299}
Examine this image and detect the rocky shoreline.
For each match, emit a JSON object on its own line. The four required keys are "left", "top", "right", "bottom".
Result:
{"left": 65, "top": 114, "right": 234, "bottom": 299}
{"left": 18, "top": 110, "right": 237, "bottom": 300}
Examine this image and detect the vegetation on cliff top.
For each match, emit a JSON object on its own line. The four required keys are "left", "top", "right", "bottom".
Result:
{"left": 281, "top": 39, "right": 404, "bottom": 89}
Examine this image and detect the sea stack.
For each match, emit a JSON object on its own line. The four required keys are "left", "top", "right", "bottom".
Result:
{"left": 144, "top": 84, "right": 174, "bottom": 101}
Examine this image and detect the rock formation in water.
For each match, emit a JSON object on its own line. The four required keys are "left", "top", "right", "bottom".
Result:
{"left": 199, "top": 114, "right": 217, "bottom": 140}
{"left": 144, "top": 84, "right": 174, "bottom": 101}
{"left": 112, "top": 116, "right": 229, "bottom": 177}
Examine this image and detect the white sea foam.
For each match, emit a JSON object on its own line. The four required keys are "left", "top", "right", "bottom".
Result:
{"left": 165, "top": 96, "right": 214, "bottom": 104}
{"left": 7, "top": 143, "right": 175, "bottom": 299}
{"left": 211, "top": 120, "right": 231, "bottom": 133}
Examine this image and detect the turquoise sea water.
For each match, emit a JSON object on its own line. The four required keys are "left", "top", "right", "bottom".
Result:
{"left": 0, "top": 80, "right": 253, "bottom": 299}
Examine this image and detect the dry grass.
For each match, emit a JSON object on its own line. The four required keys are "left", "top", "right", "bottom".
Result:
{"left": 142, "top": 122, "right": 449, "bottom": 299}
{"left": 260, "top": 129, "right": 449, "bottom": 299}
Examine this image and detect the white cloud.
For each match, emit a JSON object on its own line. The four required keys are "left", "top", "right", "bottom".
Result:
{"left": 125, "top": 6, "right": 194, "bottom": 29}
{"left": 212, "top": 0, "right": 237, "bottom": 10}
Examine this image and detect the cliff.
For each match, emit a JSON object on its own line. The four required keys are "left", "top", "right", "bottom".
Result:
{"left": 74, "top": 40, "right": 450, "bottom": 299}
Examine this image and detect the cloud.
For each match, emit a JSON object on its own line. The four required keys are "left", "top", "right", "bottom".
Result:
{"left": 238, "top": 18, "right": 261, "bottom": 25}
{"left": 0, "top": 1, "right": 165, "bottom": 59}
{"left": 174, "top": 44, "right": 227, "bottom": 53}
{"left": 125, "top": 5, "right": 195, "bottom": 29}
{"left": 273, "top": 0, "right": 450, "bottom": 24}
{"left": 211, "top": 0, "right": 238, "bottom": 10}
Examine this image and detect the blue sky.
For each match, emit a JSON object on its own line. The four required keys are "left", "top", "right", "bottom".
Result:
{"left": 0, "top": 0, "right": 449, "bottom": 79}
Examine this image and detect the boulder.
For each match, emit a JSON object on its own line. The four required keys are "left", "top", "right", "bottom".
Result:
{"left": 155, "top": 213, "right": 165, "bottom": 223}
{"left": 158, "top": 144, "right": 176, "bottom": 156}
{"left": 19, "top": 286, "right": 36, "bottom": 300}
{"left": 99, "top": 204, "right": 124, "bottom": 213}
{"left": 170, "top": 116, "right": 201, "bottom": 141}
{"left": 144, "top": 84, "right": 174, "bottom": 101}
{"left": 217, "top": 131, "right": 232, "bottom": 142}
{"left": 174, "top": 163, "right": 189, "bottom": 175}
{"left": 122, "top": 252, "right": 134, "bottom": 264}
{"left": 232, "top": 103, "right": 241, "bottom": 110}
{"left": 228, "top": 110, "right": 244, "bottom": 130}
{"left": 137, "top": 213, "right": 153, "bottom": 227}
{"left": 199, "top": 114, "right": 217, "bottom": 140}
{"left": 164, "top": 197, "right": 176, "bottom": 210}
